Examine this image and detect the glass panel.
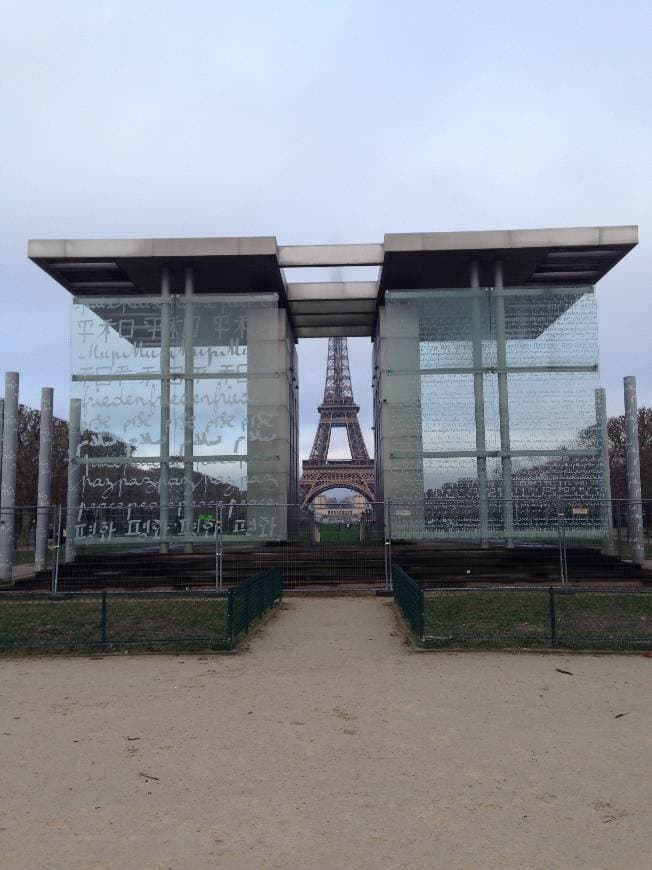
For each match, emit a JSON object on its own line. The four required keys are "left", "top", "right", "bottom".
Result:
{"left": 382, "top": 287, "right": 602, "bottom": 539}
{"left": 420, "top": 297, "right": 474, "bottom": 369}
{"left": 504, "top": 291, "right": 597, "bottom": 367}
{"left": 423, "top": 456, "right": 478, "bottom": 497}
{"left": 511, "top": 454, "right": 601, "bottom": 502}
{"left": 74, "top": 378, "right": 161, "bottom": 458}
{"left": 78, "top": 461, "right": 162, "bottom": 508}
{"left": 507, "top": 372, "right": 599, "bottom": 451}
{"left": 187, "top": 460, "right": 248, "bottom": 504}
{"left": 72, "top": 300, "right": 164, "bottom": 377}
{"left": 422, "top": 374, "right": 476, "bottom": 452}
{"left": 482, "top": 372, "right": 501, "bottom": 451}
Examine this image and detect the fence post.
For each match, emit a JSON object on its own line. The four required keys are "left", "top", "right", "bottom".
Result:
{"left": 227, "top": 588, "right": 234, "bottom": 649}
{"left": 418, "top": 584, "right": 425, "bottom": 643}
{"left": 384, "top": 499, "right": 393, "bottom": 591}
{"left": 557, "top": 505, "right": 566, "bottom": 585}
{"left": 101, "top": 591, "right": 108, "bottom": 646}
{"left": 218, "top": 504, "right": 223, "bottom": 592}
{"left": 51, "top": 505, "right": 62, "bottom": 594}
{"left": 549, "top": 586, "right": 557, "bottom": 646}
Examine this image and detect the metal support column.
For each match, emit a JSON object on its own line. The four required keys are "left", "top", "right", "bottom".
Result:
{"left": 159, "top": 267, "right": 171, "bottom": 554}
{"left": 0, "top": 372, "right": 19, "bottom": 582}
{"left": 471, "top": 261, "right": 489, "bottom": 547}
{"left": 35, "top": 386, "right": 54, "bottom": 572}
{"left": 65, "top": 398, "right": 81, "bottom": 563}
{"left": 595, "top": 387, "right": 614, "bottom": 554}
{"left": 493, "top": 262, "right": 514, "bottom": 547}
{"left": 623, "top": 376, "right": 645, "bottom": 565}
{"left": 183, "top": 266, "right": 194, "bottom": 553}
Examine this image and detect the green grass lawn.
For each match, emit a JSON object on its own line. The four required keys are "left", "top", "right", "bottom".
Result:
{"left": 423, "top": 590, "right": 652, "bottom": 650}
{"left": 13, "top": 549, "right": 48, "bottom": 566}
{"left": 0, "top": 595, "right": 229, "bottom": 652}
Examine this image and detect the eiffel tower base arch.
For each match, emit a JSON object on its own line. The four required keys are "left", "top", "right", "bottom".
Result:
{"left": 300, "top": 337, "right": 375, "bottom": 509}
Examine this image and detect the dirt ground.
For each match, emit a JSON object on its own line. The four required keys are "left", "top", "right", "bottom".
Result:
{"left": 0, "top": 598, "right": 651, "bottom": 870}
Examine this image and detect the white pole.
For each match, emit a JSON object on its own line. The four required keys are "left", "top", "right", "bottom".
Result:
{"left": 624, "top": 376, "right": 645, "bottom": 565}
{"left": 0, "top": 373, "right": 19, "bottom": 582}
{"left": 35, "top": 387, "right": 54, "bottom": 572}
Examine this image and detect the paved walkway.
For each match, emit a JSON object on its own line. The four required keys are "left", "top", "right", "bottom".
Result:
{"left": 1, "top": 597, "right": 651, "bottom": 869}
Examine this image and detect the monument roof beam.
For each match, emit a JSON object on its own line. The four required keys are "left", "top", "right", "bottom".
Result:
{"left": 28, "top": 225, "right": 638, "bottom": 338}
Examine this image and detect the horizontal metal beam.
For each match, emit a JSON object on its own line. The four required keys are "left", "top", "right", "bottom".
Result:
{"left": 292, "top": 313, "right": 373, "bottom": 327}
{"left": 290, "top": 299, "right": 376, "bottom": 315}
{"left": 71, "top": 371, "right": 279, "bottom": 382}
{"left": 287, "top": 280, "right": 378, "bottom": 301}
{"left": 73, "top": 292, "right": 277, "bottom": 305}
{"left": 279, "top": 244, "right": 383, "bottom": 268}
{"left": 74, "top": 453, "right": 278, "bottom": 464}
{"left": 391, "top": 448, "right": 600, "bottom": 459}
{"left": 386, "top": 285, "right": 595, "bottom": 300}
{"left": 295, "top": 325, "right": 373, "bottom": 338}
{"left": 385, "top": 365, "right": 599, "bottom": 376}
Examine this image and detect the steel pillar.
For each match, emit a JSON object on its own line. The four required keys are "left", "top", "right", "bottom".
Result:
{"left": 0, "top": 373, "right": 19, "bottom": 582}
{"left": 471, "top": 261, "right": 489, "bottom": 547}
{"left": 595, "top": 388, "right": 614, "bottom": 554}
{"left": 34, "top": 387, "right": 54, "bottom": 572}
{"left": 65, "top": 398, "right": 81, "bottom": 563}
{"left": 183, "top": 267, "right": 194, "bottom": 552}
{"left": 624, "top": 376, "right": 645, "bottom": 565}
{"left": 493, "top": 262, "right": 514, "bottom": 546}
{"left": 159, "top": 267, "right": 171, "bottom": 554}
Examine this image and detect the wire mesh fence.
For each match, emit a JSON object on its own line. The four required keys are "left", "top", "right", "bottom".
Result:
{"left": 393, "top": 566, "right": 652, "bottom": 650}
{"left": 0, "top": 502, "right": 389, "bottom": 592}
{"left": 0, "top": 568, "right": 283, "bottom": 653}
{"left": 0, "top": 499, "right": 650, "bottom": 593}
{"left": 0, "top": 591, "right": 229, "bottom": 652}
{"left": 389, "top": 497, "right": 652, "bottom": 587}
{"left": 229, "top": 567, "right": 283, "bottom": 646}
{"left": 0, "top": 506, "right": 61, "bottom": 574}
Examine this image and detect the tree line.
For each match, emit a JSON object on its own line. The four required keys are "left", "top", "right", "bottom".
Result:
{"left": 3, "top": 402, "right": 651, "bottom": 506}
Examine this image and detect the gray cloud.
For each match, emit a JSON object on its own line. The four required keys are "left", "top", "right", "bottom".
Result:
{"left": 0, "top": 0, "right": 650, "bottom": 439}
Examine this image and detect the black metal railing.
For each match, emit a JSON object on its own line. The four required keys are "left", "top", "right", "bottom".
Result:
{"left": 228, "top": 567, "right": 283, "bottom": 647}
{"left": 392, "top": 564, "right": 424, "bottom": 638}
{"left": 393, "top": 567, "right": 652, "bottom": 651}
{"left": 0, "top": 568, "right": 284, "bottom": 653}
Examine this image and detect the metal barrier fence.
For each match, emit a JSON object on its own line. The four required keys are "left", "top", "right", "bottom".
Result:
{"left": 0, "top": 568, "right": 283, "bottom": 652}
{"left": 0, "top": 503, "right": 389, "bottom": 591}
{"left": 229, "top": 567, "right": 283, "bottom": 646}
{"left": 0, "top": 590, "right": 229, "bottom": 652}
{"left": 0, "top": 505, "right": 61, "bottom": 574}
{"left": 393, "top": 567, "right": 652, "bottom": 650}
{"left": 390, "top": 497, "right": 652, "bottom": 587}
{"left": 391, "top": 565, "right": 423, "bottom": 637}
{"left": 0, "top": 499, "right": 649, "bottom": 592}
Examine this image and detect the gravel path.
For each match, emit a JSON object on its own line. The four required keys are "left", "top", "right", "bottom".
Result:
{"left": 1, "top": 597, "right": 650, "bottom": 869}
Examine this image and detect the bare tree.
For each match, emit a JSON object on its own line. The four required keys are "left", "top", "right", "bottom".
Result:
{"left": 15, "top": 404, "right": 69, "bottom": 507}
{"left": 608, "top": 407, "right": 652, "bottom": 500}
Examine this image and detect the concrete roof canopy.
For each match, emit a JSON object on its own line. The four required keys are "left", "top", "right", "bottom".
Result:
{"left": 28, "top": 225, "right": 638, "bottom": 339}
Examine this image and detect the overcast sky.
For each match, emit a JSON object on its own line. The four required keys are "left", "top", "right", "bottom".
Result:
{"left": 1, "top": 0, "right": 650, "bottom": 463}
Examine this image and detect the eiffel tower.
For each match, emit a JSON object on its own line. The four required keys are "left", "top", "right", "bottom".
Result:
{"left": 300, "top": 337, "right": 375, "bottom": 507}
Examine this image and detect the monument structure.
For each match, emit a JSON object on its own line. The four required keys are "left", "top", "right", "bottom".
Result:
{"left": 300, "top": 336, "right": 374, "bottom": 508}
{"left": 28, "top": 225, "right": 638, "bottom": 551}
